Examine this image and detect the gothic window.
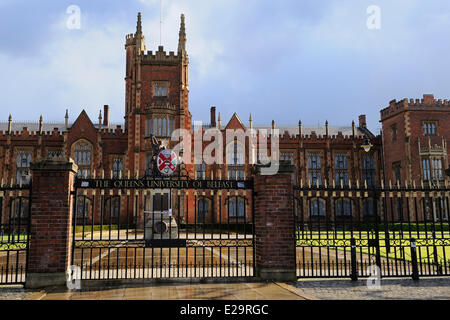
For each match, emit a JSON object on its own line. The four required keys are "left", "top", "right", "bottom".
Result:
{"left": 154, "top": 84, "right": 168, "bottom": 97}
{"left": 227, "top": 142, "right": 244, "bottom": 180}
{"left": 11, "top": 197, "right": 29, "bottom": 220}
{"left": 196, "top": 162, "right": 206, "bottom": 180}
{"left": 422, "top": 158, "right": 431, "bottom": 181}
{"left": 431, "top": 158, "right": 444, "bottom": 181}
{"left": 335, "top": 153, "right": 349, "bottom": 186}
{"left": 112, "top": 157, "right": 124, "bottom": 179}
{"left": 73, "top": 141, "right": 92, "bottom": 178}
{"left": 280, "top": 152, "right": 294, "bottom": 165}
{"left": 228, "top": 197, "right": 245, "bottom": 218}
{"left": 308, "top": 153, "right": 322, "bottom": 186}
{"left": 362, "top": 199, "right": 375, "bottom": 217}
{"left": 310, "top": 198, "right": 325, "bottom": 217}
{"left": 152, "top": 193, "right": 169, "bottom": 212}
{"left": 16, "top": 150, "right": 32, "bottom": 185}
{"left": 391, "top": 124, "right": 397, "bottom": 141}
{"left": 197, "top": 197, "right": 211, "bottom": 222}
{"left": 362, "top": 153, "right": 375, "bottom": 186}
{"left": 75, "top": 196, "right": 92, "bottom": 221}
{"left": 335, "top": 198, "right": 352, "bottom": 217}
{"left": 105, "top": 196, "right": 121, "bottom": 221}
{"left": 423, "top": 122, "right": 437, "bottom": 136}
{"left": 392, "top": 162, "right": 401, "bottom": 184}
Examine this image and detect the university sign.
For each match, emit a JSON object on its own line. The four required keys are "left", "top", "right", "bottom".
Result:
{"left": 75, "top": 178, "right": 253, "bottom": 190}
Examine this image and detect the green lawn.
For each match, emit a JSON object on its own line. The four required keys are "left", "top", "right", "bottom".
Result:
{"left": 0, "top": 235, "right": 28, "bottom": 250}
{"left": 296, "top": 231, "right": 450, "bottom": 264}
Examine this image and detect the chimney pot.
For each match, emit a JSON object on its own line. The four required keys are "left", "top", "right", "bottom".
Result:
{"left": 104, "top": 105, "right": 110, "bottom": 127}
{"left": 210, "top": 106, "right": 216, "bottom": 127}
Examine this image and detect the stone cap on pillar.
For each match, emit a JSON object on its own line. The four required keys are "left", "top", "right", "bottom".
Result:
{"left": 30, "top": 156, "right": 78, "bottom": 173}
{"left": 253, "top": 160, "right": 295, "bottom": 175}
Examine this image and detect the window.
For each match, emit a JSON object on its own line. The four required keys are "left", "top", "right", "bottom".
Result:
{"left": 391, "top": 124, "right": 397, "bottom": 141}
{"left": 362, "top": 199, "right": 375, "bottom": 217}
{"left": 105, "top": 197, "right": 121, "bottom": 220}
{"left": 423, "top": 122, "right": 437, "bottom": 136}
{"left": 112, "top": 157, "right": 124, "bottom": 179}
{"left": 196, "top": 162, "right": 206, "bottom": 179}
{"left": 11, "top": 197, "right": 29, "bottom": 220}
{"left": 308, "top": 153, "right": 322, "bottom": 186}
{"left": 168, "top": 118, "right": 174, "bottom": 137}
{"left": 310, "top": 198, "right": 325, "bottom": 217}
{"left": 152, "top": 193, "right": 169, "bottom": 212}
{"left": 280, "top": 152, "right": 294, "bottom": 165}
{"left": 228, "top": 197, "right": 245, "bottom": 218}
{"left": 227, "top": 142, "right": 244, "bottom": 180}
{"left": 431, "top": 158, "right": 444, "bottom": 181}
{"left": 227, "top": 142, "right": 244, "bottom": 166}
{"left": 76, "top": 196, "right": 92, "bottom": 221}
{"left": 335, "top": 153, "right": 349, "bottom": 186}
{"left": 146, "top": 117, "right": 173, "bottom": 137}
{"left": 433, "top": 198, "right": 449, "bottom": 222}
{"left": 393, "top": 162, "right": 401, "bottom": 184}
{"left": 335, "top": 198, "right": 352, "bottom": 217}
{"left": 73, "top": 141, "right": 92, "bottom": 178}
{"left": 197, "top": 197, "right": 210, "bottom": 222}
{"left": 16, "top": 150, "right": 32, "bottom": 185}
{"left": 422, "top": 159, "right": 431, "bottom": 181}
{"left": 154, "top": 84, "right": 168, "bottom": 97}
{"left": 362, "top": 153, "right": 375, "bottom": 186}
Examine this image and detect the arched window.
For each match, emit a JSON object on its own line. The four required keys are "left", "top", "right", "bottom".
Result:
{"left": 197, "top": 197, "right": 211, "bottom": 222}
{"left": 228, "top": 197, "right": 246, "bottom": 218}
{"left": 309, "top": 198, "right": 325, "bottom": 217}
{"left": 73, "top": 141, "right": 92, "bottom": 178}
{"left": 335, "top": 198, "right": 352, "bottom": 217}
{"left": 75, "top": 196, "right": 92, "bottom": 222}
{"left": 105, "top": 196, "right": 121, "bottom": 222}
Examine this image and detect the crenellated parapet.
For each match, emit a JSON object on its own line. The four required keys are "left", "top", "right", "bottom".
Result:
{"left": 141, "top": 46, "right": 183, "bottom": 66}
{"left": 99, "top": 125, "right": 127, "bottom": 138}
{"left": 380, "top": 94, "right": 450, "bottom": 120}
{"left": 0, "top": 126, "right": 64, "bottom": 139}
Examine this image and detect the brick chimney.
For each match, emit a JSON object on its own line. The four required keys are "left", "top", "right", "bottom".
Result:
{"left": 210, "top": 106, "right": 216, "bottom": 127}
{"left": 358, "top": 115, "right": 367, "bottom": 128}
{"left": 103, "top": 105, "right": 109, "bottom": 127}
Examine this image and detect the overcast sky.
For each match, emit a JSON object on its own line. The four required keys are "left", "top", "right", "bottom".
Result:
{"left": 1, "top": 0, "right": 450, "bottom": 133}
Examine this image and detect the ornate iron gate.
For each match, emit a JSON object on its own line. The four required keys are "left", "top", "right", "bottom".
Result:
{"left": 0, "top": 183, "right": 31, "bottom": 285}
{"left": 71, "top": 174, "right": 255, "bottom": 280}
{"left": 294, "top": 182, "right": 450, "bottom": 279}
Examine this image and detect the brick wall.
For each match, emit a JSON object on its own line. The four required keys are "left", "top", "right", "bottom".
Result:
{"left": 254, "top": 166, "right": 296, "bottom": 280}
{"left": 27, "top": 159, "right": 77, "bottom": 275}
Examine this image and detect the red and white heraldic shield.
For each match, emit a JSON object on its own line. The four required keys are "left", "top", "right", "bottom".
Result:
{"left": 157, "top": 149, "right": 178, "bottom": 175}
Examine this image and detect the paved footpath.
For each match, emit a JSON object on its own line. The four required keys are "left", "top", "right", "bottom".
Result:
{"left": 294, "top": 277, "right": 450, "bottom": 300}
{"left": 0, "top": 278, "right": 448, "bottom": 300}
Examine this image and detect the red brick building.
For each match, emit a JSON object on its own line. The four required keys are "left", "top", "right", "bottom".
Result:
{"left": 5, "top": 13, "right": 447, "bottom": 226}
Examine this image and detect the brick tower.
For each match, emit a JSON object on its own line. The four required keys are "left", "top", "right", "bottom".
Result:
{"left": 124, "top": 13, "right": 192, "bottom": 176}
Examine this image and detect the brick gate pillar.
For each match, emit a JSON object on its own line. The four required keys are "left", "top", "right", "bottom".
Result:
{"left": 254, "top": 163, "right": 296, "bottom": 281}
{"left": 26, "top": 158, "right": 78, "bottom": 288}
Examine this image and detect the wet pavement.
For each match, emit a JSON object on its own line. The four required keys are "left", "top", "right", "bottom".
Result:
{"left": 0, "top": 278, "right": 448, "bottom": 300}
{"left": 0, "top": 282, "right": 308, "bottom": 300}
